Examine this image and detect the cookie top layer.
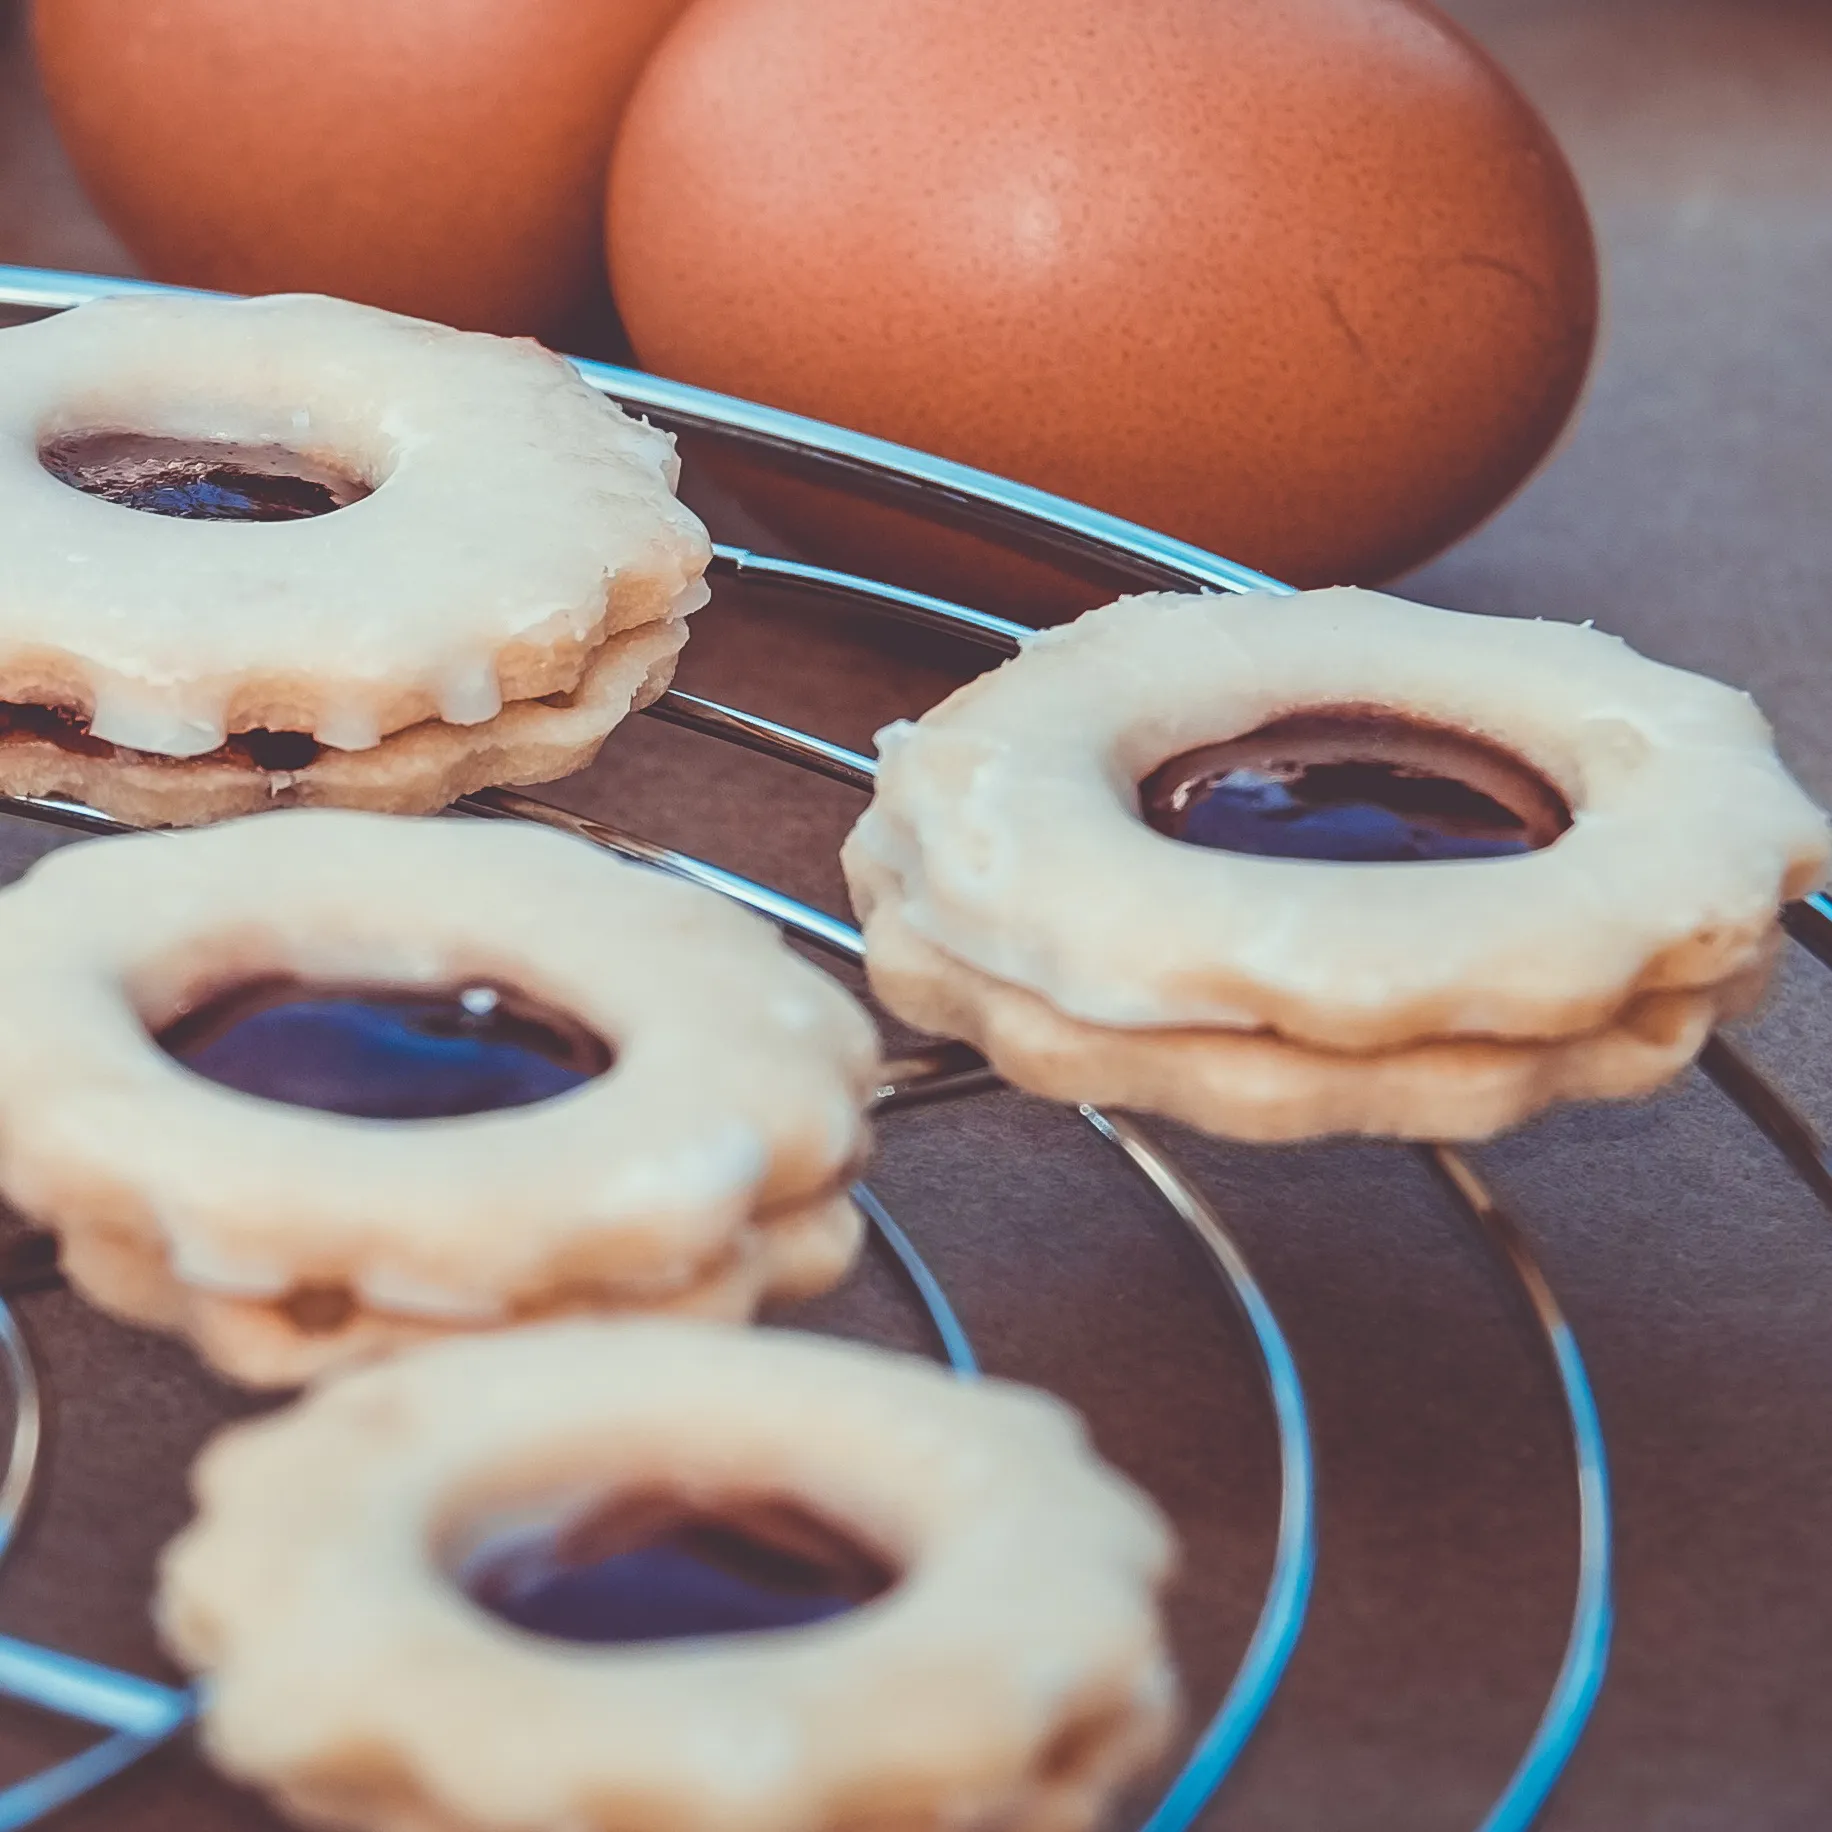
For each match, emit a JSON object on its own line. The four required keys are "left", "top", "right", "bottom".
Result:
{"left": 843, "top": 588, "right": 1830, "bottom": 1052}
{"left": 0, "top": 292, "right": 711, "bottom": 756}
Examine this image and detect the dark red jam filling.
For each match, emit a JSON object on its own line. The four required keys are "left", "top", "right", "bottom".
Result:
{"left": 0, "top": 702, "right": 113, "bottom": 759}
{"left": 458, "top": 1495, "right": 894, "bottom": 1646}
{"left": 41, "top": 432, "right": 368, "bottom": 522}
{"left": 0, "top": 700, "right": 325, "bottom": 771}
{"left": 157, "top": 979, "right": 612, "bottom": 1120}
{"left": 1140, "top": 707, "right": 1571, "bottom": 864}
{"left": 231, "top": 729, "right": 324, "bottom": 771}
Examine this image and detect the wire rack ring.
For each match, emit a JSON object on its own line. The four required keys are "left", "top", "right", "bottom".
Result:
{"left": 0, "top": 263, "right": 1827, "bottom": 1832}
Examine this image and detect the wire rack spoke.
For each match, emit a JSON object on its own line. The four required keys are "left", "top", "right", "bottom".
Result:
{"left": 0, "top": 1295, "right": 40, "bottom": 1567}
{"left": 645, "top": 689, "right": 877, "bottom": 790}
{"left": 0, "top": 1640, "right": 189, "bottom": 1742}
{"left": 709, "top": 546, "right": 1029, "bottom": 657}
{"left": 0, "top": 1294, "right": 194, "bottom": 1832}
{"left": 458, "top": 787, "right": 867, "bottom": 963}
{"left": 874, "top": 1043, "right": 1004, "bottom": 1112}
{"left": 1699, "top": 1035, "right": 1832, "bottom": 1215}
{"left": 1671, "top": 893, "right": 1832, "bottom": 1219}
{"left": 1782, "top": 893, "right": 1832, "bottom": 973}
{"left": 0, "top": 795, "right": 131, "bottom": 840}
{"left": 0, "top": 1723, "right": 190, "bottom": 1832}
{"left": 0, "top": 1233, "right": 61, "bottom": 1302}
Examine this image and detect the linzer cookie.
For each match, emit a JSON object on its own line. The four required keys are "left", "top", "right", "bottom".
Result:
{"left": 157, "top": 1320, "right": 1179, "bottom": 1832}
{"left": 842, "top": 588, "right": 1829, "bottom": 1142}
{"left": 0, "top": 290, "right": 711, "bottom": 824}
{"left": 0, "top": 812, "right": 880, "bottom": 1384}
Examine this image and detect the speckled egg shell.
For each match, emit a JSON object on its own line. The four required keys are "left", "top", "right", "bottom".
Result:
{"left": 607, "top": 0, "right": 1598, "bottom": 587}
{"left": 35, "top": 0, "right": 691, "bottom": 336}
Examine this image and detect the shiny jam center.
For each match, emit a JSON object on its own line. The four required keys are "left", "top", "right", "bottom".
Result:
{"left": 157, "top": 979, "right": 611, "bottom": 1119}
{"left": 1140, "top": 708, "right": 1571, "bottom": 864}
{"left": 457, "top": 1495, "right": 894, "bottom": 1645}
{"left": 42, "top": 431, "right": 369, "bottom": 522}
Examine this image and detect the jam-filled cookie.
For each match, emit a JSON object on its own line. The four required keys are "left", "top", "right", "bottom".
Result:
{"left": 843, "top": 588, "right": 1829, "bottom": 1142}
{"left": 0, "top": 811, "right": 880, "bottom": 1384}
{"left": 158, "top": 1320, "right": 1178, "bottom": 1832}
{"left": 0, "top": 290, "right": 711, "bottom": 825}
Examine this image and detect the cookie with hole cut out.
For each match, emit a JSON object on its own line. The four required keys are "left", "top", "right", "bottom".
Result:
{"left": 0, "top": 811, "right": 880, "bottom": 1384}
{"left": 0, "top": 291, "right": 711, "bottom": 824}
{"left": 843, "top": 588, "right": 1828, "bottom": 1140}
{"left": 158, "top": 1320, "right": 1180, "bottom": 1832}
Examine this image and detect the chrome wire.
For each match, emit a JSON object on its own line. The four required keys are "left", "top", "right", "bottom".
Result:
{"left": 0, "top": 1298, "right": 193, "bottom": 1832}
{"left": 0, "top": 1296, "right": 40, "bottom": 1570}
{"left": 1700, "top": 1034, "right": 1832, "bottom": 1213}
{"left": 1081, "top": 1110, "right": 1317, "bottom": 1832}
{"left": 851, "top": 1184, "right": 980, "bottom": 1377}
{"left": 874, "top": 1043, "right": 1005, "bottom": 1112}
{"left": 457, "top": 787, "right": 868, "bottom": 962}
{"left": 645, "top": 689, "right": 877, "bottom": 791}
{"left": 1426, "top": 1147, "right": 1614, "bottom": 1832}
{"left": 1782, "top": 891, "right": 1832, "bottom": 972}
{"left": 0, "top": 1723, "right": 188, "bottom": 1832}
{"left": 0, "top": 1642, "right": 186, "bottom": 1739}
{"left": 1691, "top": 895, "right": 1832, "bottom": 1216}
{"left": 0, "top": 795, "right": 131, "bottom": 839}
{"left": 0, "top": 1233, "right": 60, "bottom": 1300}
{"left": 710, "top": 546, "right": 1032, "bottom": 655}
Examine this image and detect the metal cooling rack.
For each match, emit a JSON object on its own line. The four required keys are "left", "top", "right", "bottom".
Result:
{"left": 0, "top": 262, "right": 1825, "bottom": 1832}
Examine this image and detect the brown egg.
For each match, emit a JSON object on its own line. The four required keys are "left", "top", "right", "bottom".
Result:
{"left": 33, "top": 0, "right": 691, "bottom": 337}
{"left": 608, "top": 0, "right": 1598, "bottom": 590}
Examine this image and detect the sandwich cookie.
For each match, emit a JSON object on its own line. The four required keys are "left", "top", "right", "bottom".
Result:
{"left": 843, "top": 588, "right": 1829, "bottom": 1141}
{"left": 0, "top": 290, "right": 711, "bottom": 824}
{"left": 0, "top": 811, "right": 880, "bottom": 1383}
{"left": 158, "top": 1320, "right": 1179, "bottom": 1832}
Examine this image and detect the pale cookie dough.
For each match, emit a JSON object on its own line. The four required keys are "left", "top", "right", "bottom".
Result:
{"left": 0, "top": 290, "right": 711, "bottom": 816}
{"left": 158, "top": 1320, "right": 1179, "bottom": 1832}
{"left": 0, "top": 615, "right": 685, "bottom": 828}
{"left": 864, "top": 892, "right": 1775, "bottom": 1143}
{"left": 0, "top": 812, "right": 880, "bottom": 1385}
{"left": 844, "top": 588, "right": 1829, "bottom": 1140}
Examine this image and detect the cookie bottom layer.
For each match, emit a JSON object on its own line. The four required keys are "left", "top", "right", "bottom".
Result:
{"left": 864, "top": 901, "right": 1771, "bottom": 1143}
{"left": 59, "top": 1185, "right": 863, "bottom": 1388}
{"left": 0, "top": 616, "right": 686, "bottom": 828}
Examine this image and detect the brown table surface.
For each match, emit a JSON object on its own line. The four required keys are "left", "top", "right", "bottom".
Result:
{"left": 1, "top": 2, "right": 1831, "bottom": 1828}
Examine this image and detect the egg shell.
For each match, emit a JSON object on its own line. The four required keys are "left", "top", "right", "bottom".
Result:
{"left": 608, "top": 0, "right": 1598, "bottom": 591}
{"left": 34, "top": 0, "right": 690, "bottom": 337}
